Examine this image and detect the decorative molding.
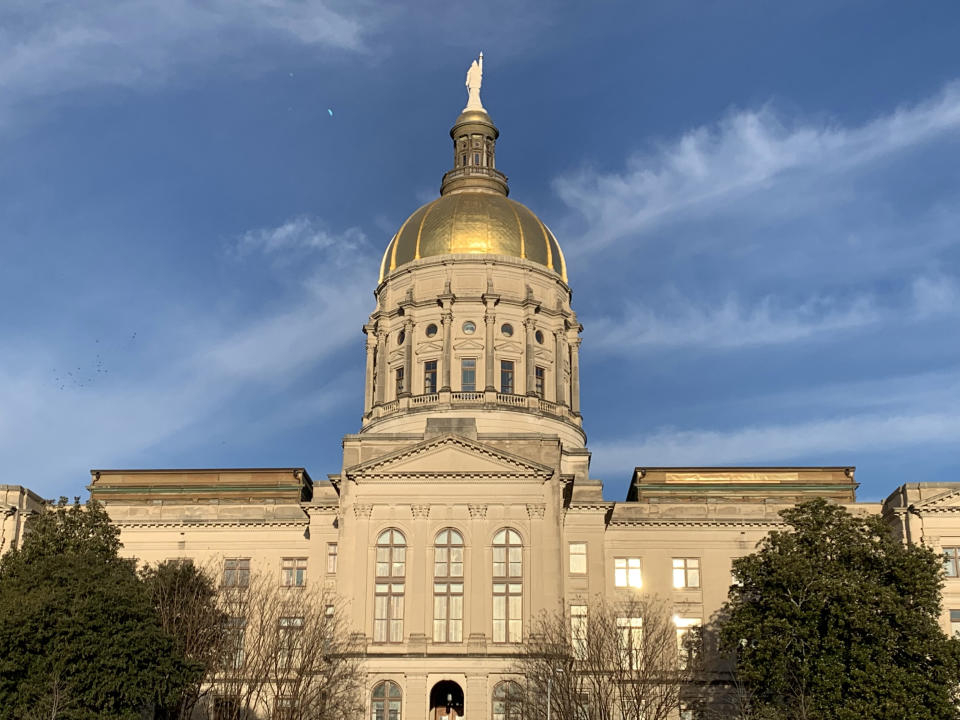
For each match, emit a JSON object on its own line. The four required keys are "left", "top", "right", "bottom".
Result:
{"left": 113, "top": 520, "right": 308, "bottom": 529}
{"left": 608, "top": 518, "right": 786, "bottom": 529}
{"left": 353, "top": 504, "right": 373, "bottom": 518}
{"left": 410, "top": 504, "right": 431, "bottom": 519}
{"left": 526, "top": 503, "right": 546, "bottom": 519}
{"left": 467, "top": 504, "right": 488, "bottom": 519}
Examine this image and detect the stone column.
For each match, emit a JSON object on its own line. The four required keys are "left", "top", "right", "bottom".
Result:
{"left": 440, "top": 309, "right": 453, "bottom": 392}
{"left": 554, "top": 328, "right": 567, "bottom": 405}
{"left": 363, "top": 324, "right": 376, "bottom": 414}
{"left": 482, "top": 293, "right": 499, "bottom": 392}
{"left": 570, "top": 336, "right": 582, "bottom": 414}
{"left": 401, "top": 317, "right": 414, "bottom": 396}
{"left": 374, "top": 329, "right": 387, "bottom": 405}
{"left": 524, "top": 318, "right": 536, "bottom": 396}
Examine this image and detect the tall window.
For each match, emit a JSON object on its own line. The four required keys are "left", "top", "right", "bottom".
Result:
{"left": 394, "top": 367, "right": 404, "bottom": 397}
{"left": 223, "top": 617, "right": 246, "bottom": 670}
{"left": 274, "top": 693, "right": 296, "bottom": 720}
{"left": 493, "top": 528, "right": 523, "bottom": 643}
{"left": 951, "top": 610, "right": 960, "bottom": 637}
{"left": 674, "top": 617, "right": 701, "bottom": 669}
{"left": 614, "top": 558, "right": 642, "bottom": 588}
{"left": 214, "top": 696, "right": 241, "bottom": 720}
{"left": 492, "top": 681, "right": 523, "bottom": 720}
{"left": 374, "top": 529, "right": 406, "bottom": 643}
{"left": 281, "top": 558, "right": 307, "bottom": 587}
{"left": 672, "top": 558, "right": 701, "bottom": 588}
{"left": 223, "top": 558, "right": 250, "bottom": 588}
{"left": 500, "top": 360, "right": 515, "bottom": 394}
{"left": 571, "top": 604, "right": 588, "bottom": 658}
{"left": 616, "top": 617, "right": 643, "bottom": 669}
{"left": 945, "top": 548, "right": 960, "bottom": 577}
{"left": 535, "top": 366, "right": 545, "bottom": 398}
{"left": 277, "top": 616, "right": 304, "bottom": 669}
{"left": 424, "top": 360, "right": 438, "bottom": 394}
{"left": 461, "top": 358, "right": 476, "bottom": 392}
{"left": 569, "top": 542, "right": 587, "bottom": 574}
{"left": 433, "top": 529, "right": 464, "bottom": 642}
{"left": 327, "top": 543, "right": 338, "bottom": 574}
{"left": 371, "top": 681, "right": 402, "bottom": 720}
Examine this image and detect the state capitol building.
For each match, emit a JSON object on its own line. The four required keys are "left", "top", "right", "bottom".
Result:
{"left": 3, "top": 59, "right": 960, "bottom": 720}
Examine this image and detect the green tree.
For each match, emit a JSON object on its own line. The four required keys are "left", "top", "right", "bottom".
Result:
{"left": 0, "top": 499, "right": 195, "bottom": 720}
{"left": 718, "top": 497, "right": 960, "bottom": 720}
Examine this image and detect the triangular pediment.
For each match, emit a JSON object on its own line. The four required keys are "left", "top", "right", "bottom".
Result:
{"left": 914, "top": 489, "right": 960, "bottom": 510}
{"left": 345, "top": 434, "right": 554, "bottom": 481}
{"left": 416, "top": 340, "right": 442, "bottom": 355}
{"left": 453, "top": 339, "right": 484, "bottom": 352}
{"left": 494, "top": 340, "right": 522, "bottom": 353}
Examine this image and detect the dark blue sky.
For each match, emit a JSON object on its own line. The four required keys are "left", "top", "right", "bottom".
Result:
{"left": 2, "top": 0, "right": 959, "bottom": 502}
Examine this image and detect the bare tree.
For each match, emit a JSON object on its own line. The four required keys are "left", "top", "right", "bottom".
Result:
{"left": 511, "top": 596, "right": 697, "bottom": 720}
{"left": 21, "top": 669, "right": 76, "bottom": 720}
{"left": 204, "top": 572, "right": 364, "bottom": 720}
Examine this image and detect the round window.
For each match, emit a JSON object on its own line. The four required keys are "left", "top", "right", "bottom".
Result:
{"left": 462, "top": 320, "right": 476, "bottom": 335}
{"left": 425, "top": 323, "right": 438, "bottom": 338}
{"left": 535, "top": 330, "right": 545, "bottom": 345}
{"left": 397, "top": 330, "right": 406, "bottom": 345}
{"left": 501, "top": 323, "right": 514, "bottom": 337}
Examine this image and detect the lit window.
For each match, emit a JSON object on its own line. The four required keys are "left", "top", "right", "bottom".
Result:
{"left": 433, "top": 529, "right": 464, "bottom": 642}
{"left": 371, "top": 681, "right": 402, "bottom": 720}
{"left": 616, "top": 617, "right": 643, "bottom": 669}
{"left": 394, "top": 367, "right": 404, "bottom": 397}
{"left": 673, "top": 558, "right": 701, "bottom": 589}
{"left": 569, "top": 542, "right": 587, "bottom": 574}
{"left": 374, "top": 529, "right": 406, "bottom": 643}
{"left": 944, "top": 548, "right": 960, "bottom": 577}
{"left": 327, "top": 543, "right": 338, "bottom": 574}
{"left": 424, "top": 360, "right": 438, "bottom": 394}
{"left": 461, "top": 358, "right": 476, "bottom": 392}
{"left": 492, "top": 681, "right": 523, "bottom": 720}
{"left": 281, "top": 557, "right": 307, "bottom": 587}
{"left": 614, "top": 558, "right": 641, "bottom": 588}
{"left": 223, "top": 558, "right": 250, "bottom": 588}
{"left": 571, "top": 604, "right": 587, "bottom": 658}
{"left": 674, "top": 616, "right": 701, "bottom": 668}
{"left": 951, "top": 610, "right": 960, "bottom": 637}
{"left": 500, "top": 360, "right": 515, "bottom": 394}
{"left": 493, "top": 528, "right": 523, "bottom": 643}
{"left": 535, "top": 367, "right": 545, "bottom": 398}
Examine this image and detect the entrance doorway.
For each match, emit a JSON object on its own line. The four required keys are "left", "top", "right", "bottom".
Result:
{"left": 429, "top": 681, "right": 464, "bottom": 720}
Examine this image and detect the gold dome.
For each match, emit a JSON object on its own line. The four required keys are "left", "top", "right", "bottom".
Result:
{"left": 379, "top": 192, "right": 567, "bottom": 282}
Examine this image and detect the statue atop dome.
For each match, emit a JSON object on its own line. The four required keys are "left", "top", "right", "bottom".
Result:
{"left": 464, "top": 52, "right": 484, "bottom": 111}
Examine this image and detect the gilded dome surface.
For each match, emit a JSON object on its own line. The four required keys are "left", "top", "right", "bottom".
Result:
{"left": 379, "top": 192, "right": 567, "bottom": 282}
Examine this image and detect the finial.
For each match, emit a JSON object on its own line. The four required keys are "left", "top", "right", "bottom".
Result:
{"left": 464, "top": 52, "right": 484, "bottom": 111}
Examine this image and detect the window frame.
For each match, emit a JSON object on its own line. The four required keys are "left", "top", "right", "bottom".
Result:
{"left": 944, "top": 547, "right": 960, "bottom": 577}
{"left": 327, "top": 543, "right": 338, "bottom": 574}
{"left": 424, "top": 359, "right": 438, "bottom": 395}
{"left": 433, "top": 528, "right": 465, "bottom": 643}
{"left": 616, "top": 616, "right": 643, "bottom": 669}
{"left": 500, "top": 359, "right": 515, "bottom": 395}
{"left": 374, "top": 529, "right": 406, "bottom": 643}
{"left": 571, "top": 604, "right": 588, "bottom": 659}
{"left": 371, "top": 681, "right": 403, "bottom": 720}
{"left": 460, "top": 357, "right": 477, "bottom": 392}
{"left": 672, "top": 557, "right": 701, "bottom": 589}
{"left": 568, "top": 542, "right": 587, "bottom": 575}
{"left": 492, "top": 681, "right": 523, "bottom": 720}
{"left": 281, "top": 557, "right": 307, "bottom": 587}
{"left": 614, "top": 557, "right": 642, "bottom": 589}
{"left": 223, "top": 557, "right": 250, "bottom": 588}
{"left": 394, "top": 366, "right": 405, "bottom": 397}
{"left": 493, "top": 528, "right": 523, "bottom": 643}
{"left": 534, "top": 366, "right": 545, "bottom": 398}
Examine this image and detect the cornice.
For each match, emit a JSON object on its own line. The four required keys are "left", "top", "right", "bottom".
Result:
{"left": 608, "top": 518, "right": 786, "bottom": 529}
{"left": 113, "top": 519, "right": 308, "bottom": 529}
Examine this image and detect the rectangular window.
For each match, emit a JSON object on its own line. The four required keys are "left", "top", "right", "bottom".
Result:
{"left": 374, "top": 583, "right": 405, "bottom": 643}
{"left": 222, "top": 617, "right": 246, "bottom": 670}
{"left": 614, "top": 557, "right": 642, "bottom": 588}
{"left": 500, "top": 360, "right": 515, "bottom": 394}
{"left": 493, "top": 582, "right": 522, "bottom": 643}
{"left": 326, "top": 543, "right": 338, "bottom": 574}
{"left": 616, "top": 617, "right": 643, "bottom": 669}
{"left": 394, "top": 367, "right": 404, "bottom": 397}
{"left": 223, "top": 558, "right": 250, "bottom": 588}
{"left": 424, "top": 360, "right": 438, "bottom": 394}
{"left": 461, "top": 358, "right": 476, "bottom": 392}
{"left": 945, "top": 547, "right": 959, "bottom": 577}
{"left": 571, "top": 604, "right": 588, "bottom": 658}
{"left": 274, "top": 694, "right": 296, "bottom": 720}
{"left": 281, "top": 557, "right": 307, "bottom": 587}
{"left": 675, "top": 617, "right": 701, "bottom": 668}
{"left": 474, "top": 152, "right": 480, "bottom": 165}
{"left": 569, "top": 542, "right": 587, "bottom": 574}
{"left": 214, "top": 696, "right": 241, "bottom": 720}
{"left": 535, "top": 366, "right": 545, "bottom": 398}
{"left": 433, "top": 582, "right": 464, "bottom": 643}
{"left": 277, "top": 616, "right": 304, "bottom": 669}
{"left": 673, "top": 558, "right": 701, "bottom": 589}
{"left": 951, "top": 610, "right": 960, "bottom": 637}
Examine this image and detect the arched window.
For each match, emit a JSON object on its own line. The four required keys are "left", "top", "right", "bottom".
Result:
{"left": 493, "top": 528, "right": 523, "bottom": 643}
{"left": 433, "top": 528, "right": 464, "bottom": 642}
{"left": 492, "top": 681, "right": 523, "bottom": 720}
{"left": 374, "top": 529, "right": 406, "bottom": 643}
{"left": 371, "top": 681, "right": 402, "bottom": 720}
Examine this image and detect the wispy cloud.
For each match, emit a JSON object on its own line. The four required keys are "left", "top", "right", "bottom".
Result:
{"left": 0, "top": 0, "right": 376, "bottom": 128}
{"left": 556, "top": 82, "right": 960, "bottom": 251}
{"left": 912, "top": 273, "right": 960, "bottom": 318}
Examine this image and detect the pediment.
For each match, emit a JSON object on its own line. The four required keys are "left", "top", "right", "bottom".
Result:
{"left": 388, "top": 349, "right": 405, "bottom": 364}
{"left": 416, "top": 340, "right": 442, "bottom": 355}
{"left": 494, "top": 340, "right": 522, "bottom": 353}
{"left": 913, "top": 489, "right": 960, "bottom": 511}
{"left": 534, "top": 348, "right": 554, "bottom": 363}
{"left": 453, "top": 339, "right": 484, "bottom": 352}
{"left": 345, "top": 435, "right": 554, "bottom": 481}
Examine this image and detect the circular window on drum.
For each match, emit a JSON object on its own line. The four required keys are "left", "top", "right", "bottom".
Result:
{"left": 535, "top": 330, "right": 545, "bottom": 344}
{"left": 462, "top": 320, "right": 476, "bottom": 335}
{"left": 501, "top": 323, "right": 514, "bottom": 337}
{"left": 425, "top": 323, "right": 438, "bottom": 338}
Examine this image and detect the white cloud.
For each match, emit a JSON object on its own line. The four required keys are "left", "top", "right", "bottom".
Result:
{"left": 588, "top": 292, "right": 879, "bottom": 351}
{"left": 235, "top": 216, "right": 367, "bottom": 259}
{"left": 0, "top": 0, "right": 375, "bottom": 127}
{"left": 555, "top": 82, "right": 960, "bottom": 251}
{"left": 912, "top": 274, "right": 960, "bottom": 318}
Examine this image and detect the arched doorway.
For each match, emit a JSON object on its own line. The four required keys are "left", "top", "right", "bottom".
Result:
{"left": 429, "top": 680, "right": 464, "bottom": 720}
